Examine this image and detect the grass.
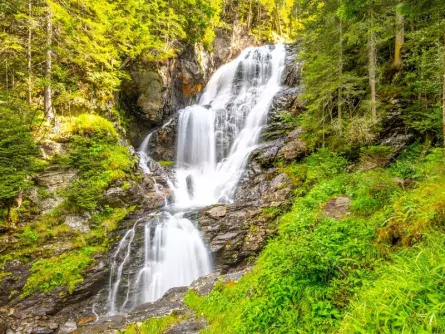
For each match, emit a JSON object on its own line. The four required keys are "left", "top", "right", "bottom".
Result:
{"left": 184, "top": 146, "right": 445, "bottom": 333}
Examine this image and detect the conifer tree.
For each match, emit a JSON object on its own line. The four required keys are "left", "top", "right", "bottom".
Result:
{"left": 0, "top": 96, "right": 37, "bottom": 223}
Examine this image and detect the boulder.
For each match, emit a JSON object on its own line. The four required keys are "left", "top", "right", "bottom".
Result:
{"left": 277, "top": 128, "right": 306, "bottom": 161}
{"left": 323, "top": 195, "right": 351, "bottom": 220}
{"left": 59, "top": 321, "right": 77, "bottom": 334}
{"left": 65, "top": 215, "right": 90, "bottom": 233}
{"left": 34, "top": 167, "right": 77, "bottom": 191}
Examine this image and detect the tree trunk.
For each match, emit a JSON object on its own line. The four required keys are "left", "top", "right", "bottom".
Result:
{"left": 5, "top": 202, "right": 11, "bottom": 223}
{"left": 5, "top": 59, "right": 8, "bottom": 91}
{"left": 44, "top": 5, "right": 54, "bottom": 121}
{"left": 275, "top": 3, "right": 282, "bottom": 36}
{"left": 338, "top": 18, "right": 343, "bottom": 123}
{"left": 247, "top": 0, "right": 252, "bottom": 30}
{"left": 393, "top": 2, "right": 404, "bottom": 71}
{"left": 369, "top": 9, "right": 377, "bottom": 122}
{"left": 257, "top": 0, "right": 261, "bottom": 39}
{"left": 27, "top": 0, "right": 32, "bottom": 105}
{"left": 442, "top": 33, "right": 445, "bottom": 148}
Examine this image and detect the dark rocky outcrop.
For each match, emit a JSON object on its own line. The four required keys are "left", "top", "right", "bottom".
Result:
{"left": 122, "top": 26, "right": 257, "bottom": 149}
{"left": 377, "top": 109, "right": 416, "bottom": 155}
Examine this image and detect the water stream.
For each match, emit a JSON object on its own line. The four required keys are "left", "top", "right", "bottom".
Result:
{"left": 106, "top": 44, "right": 286, "bottom": 314}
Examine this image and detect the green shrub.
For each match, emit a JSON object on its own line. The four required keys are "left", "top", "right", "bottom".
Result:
{"left": 21, "top": 246, "right": 101, "bottom": 296}
{"left": 64, "top": 114, "right": 134, "bottom": 212}
{"left": 71, "top": 114, "right": 118, "bottom": 139}
{"left": 18, "top": 228, "right": 39, "bottom": 245}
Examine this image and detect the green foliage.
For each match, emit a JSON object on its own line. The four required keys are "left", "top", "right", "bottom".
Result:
{"left": 295, "top": 0, "right": 445, "bottom": 149}
{"left": 340, "top": 233, "right": 445, "bottom": 333}
{"left": 0, "top": 98, "right": 37, "bottom": 220}
{"left": 120, "top": 313, "right": 186, "bottom": 334}
{"left": 0, "top": 0, "right": 224, "bottom": 117}
{"left": 63, "top": 115, "right": 134, "bottom": 212}
{"left": 185, "top": 148, "right": 445, "bottom": 333}
{"left": 378, "top": 150, "right": 445, "bottom": 246}
{"left": 22, "top": 246, "right": 100, "bottom": 297}
{"left": 221, "top": 0, "right": 298, "bottom": 42}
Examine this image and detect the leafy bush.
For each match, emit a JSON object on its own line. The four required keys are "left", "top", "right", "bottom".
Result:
{"left": 64, "top": 114, "right": 134, "bottom": 211}
{"left": 18, "top": 228, "right": 40, "bottom": 245}
{"left": 22, "top": 246, "right": 101, "bottom": 296}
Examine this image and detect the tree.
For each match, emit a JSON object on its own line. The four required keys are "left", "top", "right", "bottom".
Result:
{"left": 0, "top": 96, "right": 37, "bottom": 223}
{"left": 393, "top": 2, "right": 404, "bottom": 71}
{"left": 443, "top": 32, "right": 445, "bottom": 147}
{"left": 44, "top": 3, "right": 53, "bottom": 121}
{"left": 369, "top": 7, "right": 377, "bottom": 122}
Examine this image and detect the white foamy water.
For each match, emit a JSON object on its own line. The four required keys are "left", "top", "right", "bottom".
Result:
{"left": 107, "top": 45, "right": 286, "bottom": 314}
{"left": 173, "top": 44, "right": 286, "bottom": 207}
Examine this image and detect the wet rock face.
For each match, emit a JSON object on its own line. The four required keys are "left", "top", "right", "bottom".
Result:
{"left": 75, "top": 269, "right": 249, "bottom": 334}
{"left": 283, "top": 43, "right": 301, "bottom": 87}
{"left": 197, "top": 169, "right": 294, "bottom": 273}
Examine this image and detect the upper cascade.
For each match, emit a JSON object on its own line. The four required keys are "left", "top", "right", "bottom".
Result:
{"left": 173, "top": 44, "right": 286, "bottom": 208}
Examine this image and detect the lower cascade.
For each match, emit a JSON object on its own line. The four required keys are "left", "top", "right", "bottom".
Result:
{"left": 106, "top": 44, "right": 286, "bottom": 314}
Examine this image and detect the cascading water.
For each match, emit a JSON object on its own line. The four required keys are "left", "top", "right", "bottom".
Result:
{"left": 138, "top": 132, "right": 154, "bottom": 174}
{"left": 173, "top": 44, "right": 286, "bottom": 207}
{"left": 106, "top": 44, "right": 286, "bottom": 315}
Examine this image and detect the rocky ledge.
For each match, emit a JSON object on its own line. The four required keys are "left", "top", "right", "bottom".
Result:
{"left": 77, "top": 269, "right": 251, "bottom": 334}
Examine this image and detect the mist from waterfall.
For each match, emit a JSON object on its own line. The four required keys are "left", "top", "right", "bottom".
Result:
{"left": 107, "top": 44, "right": 286, "bottom": 315}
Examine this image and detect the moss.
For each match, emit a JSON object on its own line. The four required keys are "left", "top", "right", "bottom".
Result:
{"left": 159, "top": 160, "right": 174, "bottom": 167}
{"left": 17, "top": 228, "right": 40, "bottom": 245}
{"left": 21, "top": 246, "right": 101, "bottom": 297}
{"left": 0, "top": 271, "right": 11, "bottom": 280}
{"left": 261, "top": 207, "right": 282, "bottom": 219}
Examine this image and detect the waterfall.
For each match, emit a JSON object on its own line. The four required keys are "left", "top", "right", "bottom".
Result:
{"left": 138, "top": 131, "right": 154, "bottom": 174}
{"left": 106, "top": 44, "right": 286, "bottom": 314}
{"left": 173, "top": 44, "right": 285, "bottom": 207}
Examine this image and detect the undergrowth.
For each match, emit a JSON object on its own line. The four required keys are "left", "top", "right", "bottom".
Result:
{"left": 185, "top": 146, "right": 445, "bottom": 333}
{"left": 0, "top": 113, "right": 136, "bottom": 297}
